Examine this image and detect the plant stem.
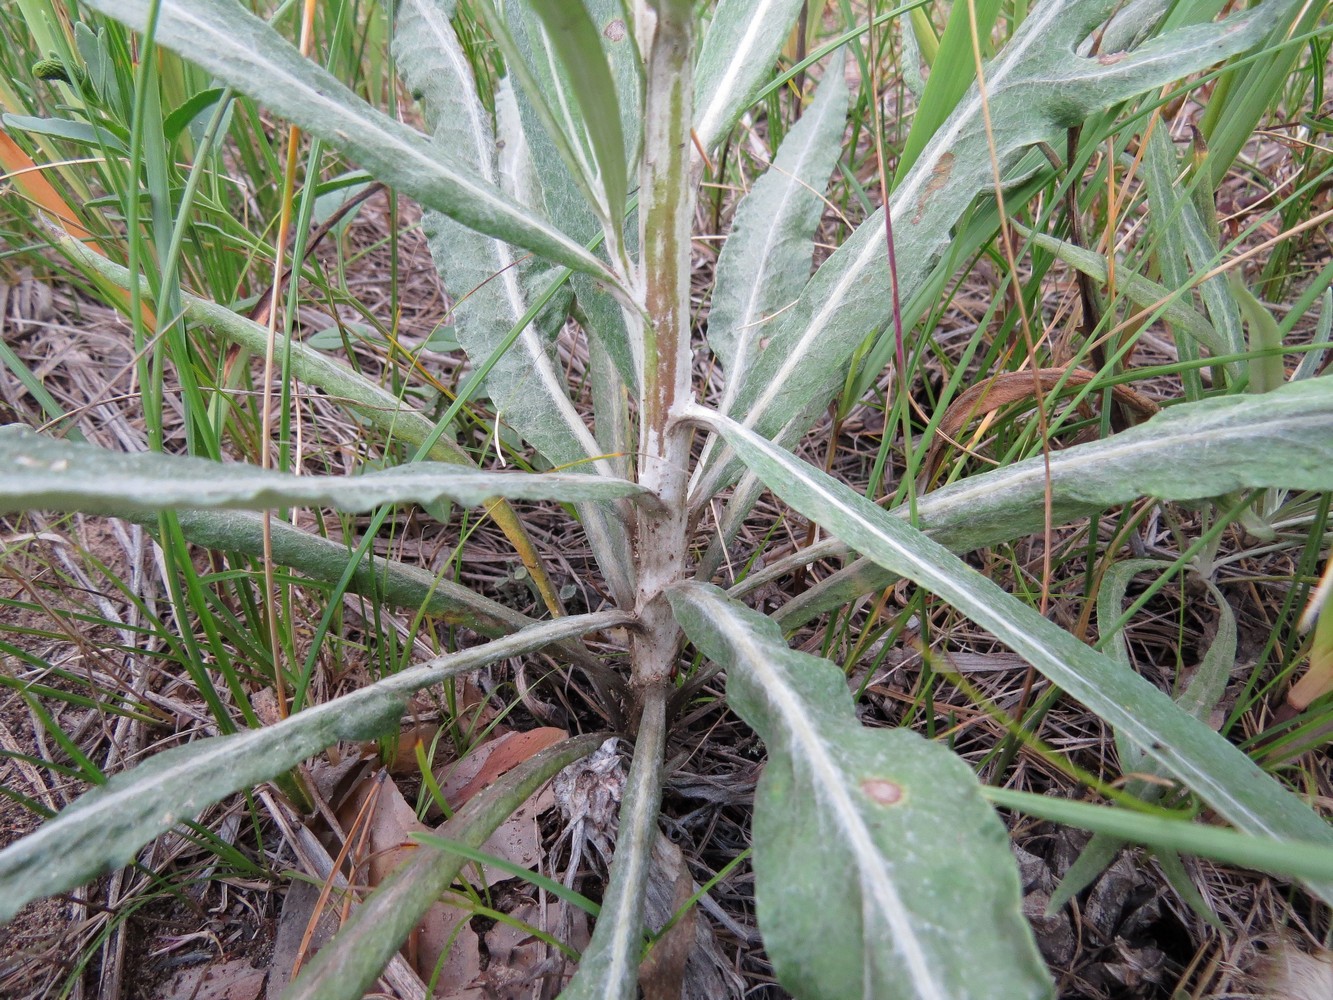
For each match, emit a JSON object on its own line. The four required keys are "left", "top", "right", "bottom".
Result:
{"left": 632, "top": 0, "right": 697, "bottom": 697}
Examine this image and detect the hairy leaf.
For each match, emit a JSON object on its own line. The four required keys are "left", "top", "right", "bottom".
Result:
{"left": 0, "top": 425, "right": 646, "bottom": 514}
{"left": 560, "top": 692, "right": 668, "bottom": 1000}
{"left": 524, "top": 0, "right": 629, "bottom": 230}
{"left": 395, "top": 0, "right": 636, "bottom": 605}
{"left": 694, "top": 0, "right": 806, "bottom": 154}
{"left": 0, "top": 613, "right": 628, "bottom": 921}
{"left": 690, "top": 0, "right": 1294, "bottom": 503}
{"left": 669, "top": 583, "right": 1052, "bottom": 1000}
{"left": 707, "top": 49, "right": 849, "bottom": 397}
{"left": 767, "top": 378, "right": 1333, "bottom": 627}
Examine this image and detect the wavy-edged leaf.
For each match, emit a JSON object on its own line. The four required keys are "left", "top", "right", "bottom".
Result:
{"left": 395, "top": 0, "right": 599, "bottom": 471}
{"left": 690, "top": 0, "right": 1293, "bottom": 503}
{"left": 0, "top": 424, "right": 646, "bottom": 514}
{"left": 707, "top": 48, "right": 848, "bottom": 394}
{"left": 283, "top": 734, "right": 605, "bottom": 1000}
{"left": 0, "top": 613, "right": 628, "bottom": 922}
{"left": 80, "top": 0, "right": 616, "bottom": 284}
{"left": 689, "top": 404, "right": 1333, "bottom": 904}
{"left": 395, "top": 0, "right": 636, "bottom": 605}
{"left": 693, "top": 0, "right": 806, "bottom": 154}
{"left": 767, "top": 377, "right": 1333, "bottom": 627}
{"left": 668, "top": 583, "right": 1052, "bottom": 1000}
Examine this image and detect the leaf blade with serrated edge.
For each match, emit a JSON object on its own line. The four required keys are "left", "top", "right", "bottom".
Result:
{"left": 0, "top": 612, "right": 629, "bottom": 922}
{"left": 0, "top": 425, "right": 647, "bottom": 514}
{"left": 79, "top": 0, "right": 619, "bottom": 285}
{"left": 687, "top": 403, "right": 1333, "bottom": 905}
{"left": 668, "top": 582, "right": 1052, "bottom": 1000}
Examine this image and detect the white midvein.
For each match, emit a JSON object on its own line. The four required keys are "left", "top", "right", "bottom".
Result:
{"left": 694, "top": 586, "right": 947, "bottom": 1000}
{"left": 0, "top": 613, "right": 629, "bottom": 911}
{"left": 694, "top": 0, "right": 786, "bottom": 151}
{"left": 138, "top": 0, "right": 610, "bottom": 279}
{"left": 410, "top": 0, "right": 613, "bottom": 477}
{"left": 718, "top": 70, "right": 842, "bottom": 415}
{"left": 698, "top": 408, "right": 1319, "bottom": 846}
{"left": 735, "top": 0, "right": 1066, "bottom": 436}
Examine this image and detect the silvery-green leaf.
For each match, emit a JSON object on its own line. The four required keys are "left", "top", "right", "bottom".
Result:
{"left": 690, "top": 0, "right": 1292, "bottom": 503}
{"left": 505, "top": 0, "right": 645, "bottom": 391}
{"left": 689, "top": 404, "right": 1333, "bottom": 904}
{"left": 0, "top": 425, "right": 646, "bottom": 514}
{"left": 79, "top": 0, "right": 616, "bottom": 284}
{"left": 495, "top": 75, "right": 576, "bottom": 341}
{"left": 668, "top": 583, "right": 1052, "bottom": 1000}
{"left": 0, "top": 612, "right": 628, "bottom": 922}
{"left": 523, "top": 0, "right": 630, "bottom": 231}
{"left": 708, "top": 49, "right": 848, "bottom": 395}
{"left": 283, "top": 734, "right": 606, "bottom": 1000}
{"left": 766, "top": 377, "right": 1333, "bottom": 627}
{"left": 496, "top": 0, "right": 641, "bottom": 264}
{"left": 395, "top": 0, "right": 636, "bottom": 605}
{"left": 393, "top": 0, "right": 596, "bottom": 431}
{"left": 693, "top": 0, "right": 806, "bottom": 154}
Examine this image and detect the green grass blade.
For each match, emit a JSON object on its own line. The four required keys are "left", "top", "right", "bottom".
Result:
{"left": 985, "top": 787, "right": 1333, "bottom": 885}
{"left": 893, "top": 0, "right": 1002, "bottom": 180}
{"left": 524, "top": 0, "right": 629, "bottom": 230}
{"left": 79, "top": 0, "right": 620, "bottom": 284}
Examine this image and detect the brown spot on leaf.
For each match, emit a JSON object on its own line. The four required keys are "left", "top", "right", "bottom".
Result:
{"left": 603, "top": 18, "right": 626, "bottom": 42}
{"left": 912, "top": 152, "right": 954, "bottom": 224}
{"left": 1097, "top": 51, "right": 1127, "bottom": 64}
{"left": 862, "top": 778, "right": 903, "bottom": 805}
